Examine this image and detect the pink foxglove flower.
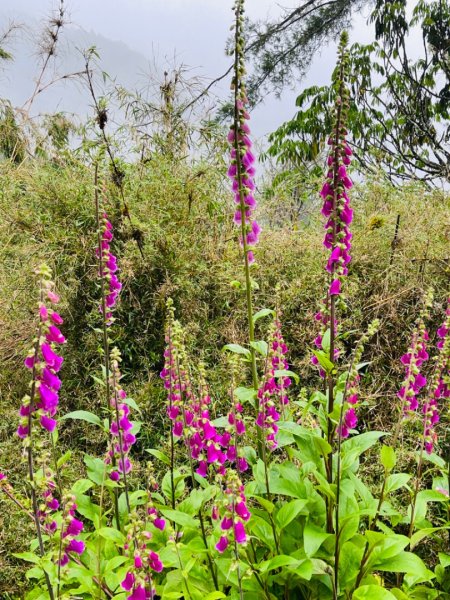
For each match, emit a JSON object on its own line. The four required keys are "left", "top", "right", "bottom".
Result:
{"left": 228, "top": 0, "right": 260, "bottom": 266}
{"left": 256, "top": 318, "right": 292, "bottom": 449}
{"left": 214, "top": 470, "right": 250, "bottom": 553}
{"left": 97, "top": 210, "right": 122, "bottom": 326}
{"left": 422, "top": 298, "right": 450, "bottom": 454}
{"left": 105, "top": 347, "right": 136, "bottom": 481}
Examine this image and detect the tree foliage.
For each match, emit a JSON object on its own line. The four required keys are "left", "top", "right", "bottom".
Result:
{"left": 246, "top": 0, "right": 372, "bottom": 101}
{"left": 266, "top": 0, "right": 450, "bottom": 183}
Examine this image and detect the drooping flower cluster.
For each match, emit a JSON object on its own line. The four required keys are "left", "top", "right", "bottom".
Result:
{"left": 313, "top": 32, "right": 352, "bottom": 373}
{"left": 19, "top": 265, "right": 65, "bottom": 440}
{"left": 422, "top": 299, "right": 450, "bottom": 454}
{"left": 97, "top": 210, "right": 122, "bottom": 326}
{"left": 161, "top": 301, "right": 251, "bottom": 549}
{"left": 398, "top": 292, "right": 432, "bottom": 416}
{"left": 121, "top": 504, "right": 164, "bottom": 600}
{"left": 337, "top": 319, "right": 379, "bottom": 439}
{"left": 214, "top": 470, "right": 250, "bottom": 553}
{"left": 228, "top": 0, "right": 260, "bottom": 266}
{"left": 256, "top": 318, "right": 292, "bottom": 450}
{"left": 161, "top": 309, "right": 248, "bottom": 478}
{"left": 105, "top": 347, "right": 136, "bottom": 481}
{"left": 59, "top": 494, "right": 85, "bottom": 565}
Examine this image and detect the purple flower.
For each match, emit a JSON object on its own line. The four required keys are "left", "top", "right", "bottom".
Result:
{"left": 121, "top": 571, "right": 136, "bottom": 592}
{"left": 216, "top": 535, "right": 229, "bottom": 553}
{"left": 65, "top": 518, "right": 84, "bottom": 536}
{"left": 234, "top": 521, "right": 247, "bottom": 544}
{"left": 329, "top": 279, "right": 341, "bottom": 296}
{"left": 66, "top": 539, "right": 85, "bottom": 554}
{"left": 40, "top": 415, "right": 57, "bottom": 432}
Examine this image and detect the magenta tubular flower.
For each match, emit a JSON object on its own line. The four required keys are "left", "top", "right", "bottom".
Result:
{"left": 97, "top": 211, "right": 122, "bottom": 326}
{"left": 256, "top": 318, "right": 292, "bottom": 450}
{"left": 19, "top": 267, "right": 65, "bottom": 441}
{"left": 214, "top": 470, "right": 250, "bottom": 554}
{"left": 105, "top": 347, "right": 136, "bottom": 482}
{"left": 422, "top": 299, "right": 450, "bottom": 454}
{"left": 313, "top": 35, "right": 352, "bottom": 381}
{"left": 398, "top": 328, "right": 429, "bottom": 415}
{"left": 228, "top": 1, "right": 260, "bottom": 267}
{"left": 121, "top": 507, "right": 163, "bottom": 600}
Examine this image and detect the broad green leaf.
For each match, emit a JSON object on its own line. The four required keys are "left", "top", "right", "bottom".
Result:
{"left": 411, "top": 527, "right": 448, "bottom": 550}
{"left": 251, "top": 495, "right": 275, "bottom": 513}
{"left": 71, "top": 479, "right": 93, "bottom": 495}
{"left": 374, "top": 551, "right": 430, "bottom": 578}
{"left": 122, "top": 396, "right": 141, "bottom": 414}
{"left": 223, "top": 343, "right": 250, "bottom": 357}
{"left": 303, "top": 523, "right": 331, "bottom": 557}
{"left": 353, "top": 586, "right": 397, "bottom": 599}
{"left": 321, "top": 329, "right": 331, "bottom": 354}
{"left": 380, "top": 445, "right": 396, "bottom": 471}
{"left": 275, "top": 499, "right": 308, "bottom": 529}
{"left": 439, "top": 553, "right": 450, "bottom": 568}
{"left": 234, "top": 386, "right": 257, "bottom": 404}
{"left": 259, "top": 555, "right": 299, "bottom": 572}
{"left": 146, "top": 448, "right": 171, "bottom": 466}
{"left": 61, "top": 410, "right": 102, "bottom": 427}
{"left": 12, "top": 552, "right": 40, "bottom": 564}
{"left": 292, "top": 559, "right": 313, "bottom": 580}
{"left": 160, "top": 508, "right": 199, "bottom": 529}
{"left": 97, "top": 527, "right": 125, "bottom": 544}
{"left": 313, "top": 350, "right": 334, "bottom": 373}
{"left": 250, "top": 340, "right": 268, "bottom": 356}
{"left": 84, "top": 454, "right": 107, "bottom": 486}
{"left": 252, "top": 308, "right": 275, "bottom": 324}
{"left": 385, "top": 473, "right": 411, "bottom": 494}
{"left": 274, "top": 369, "right": 300, "bottom": 384}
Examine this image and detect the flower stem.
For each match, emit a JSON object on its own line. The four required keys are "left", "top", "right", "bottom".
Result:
{"left": 94, "top": 164, "right": 121, "bottom": 530}
{"left": 26, "top": 281, "right": 55, "bottom": 600}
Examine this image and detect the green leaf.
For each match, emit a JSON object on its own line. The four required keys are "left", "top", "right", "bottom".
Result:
{"left": 353, "top": 586, "right": 397, "bottom": 599}
{"left": 374, "top": 551, "right": 430, "bottom": 578}
{"left": 97, "top": 527, "right": 125, "bottom": 544}
{"left": 234, "top": 386, "right": 257, "bottom": 405}
{"left": 84, "top": 454, "right": 107, "bottom": 485}
{"left": 252, "top": 308, "right": 275, "bottom": 324}
{"left": 410, "top": 527, "right": 448, "bottom": 550}
{"left": 204, "top": 593, "right": 227, "bottom": 600}
{"left": 341, "top": 431, "right": 386, "bottom": 461}
{"left": 71, "top": 479, "right": 93, "bottom": 495}
{"left": 313, "top": 350, "right": 334, "bottom": 374}
{"left": 385, "top": 473, "right": 411, "bottom": 494}
{"left": 275, "top": 499, "right": 308, "bottom": 529}
{"left": 380, "top": 445, "right": 396, "bottom": 471}
{"left": 61, "top": 410, "right": 102, "bottom": 427}
{"left": 146, "top": 449, "right": 171, "bottom": 466}
{"left": 250, "top": 340, "right": 268, "bottom": 356}
{"left": 303, "top": 523, "right": 331, "bottom": 557}
{"left": 12, "top": 552, "right": 41, "bottom": 564}
{"left": 439, "top": 553, "right": 450, "bottom": 568}
{"left": 57, "top": 450, "right": 72, "bottom": 468}
{"left": 159, "top": 508, "right": 199, "bottom": 529}
{"left": 251, "top": 495, "right": 275, "bottom": 513}
{"left": 321, "top": 329, "right": 331, "bottom": 354}
{"left": 274, "top": 369, "right": 300, "bottom": 384}
{"left": 259, "top": 555, "right": 300, "bottom": 572}
{"left": 223, "top": 343, "right": 250, "bottom": 357}
{"left": 122, "top": 396, "right": 142, "bottom": 414}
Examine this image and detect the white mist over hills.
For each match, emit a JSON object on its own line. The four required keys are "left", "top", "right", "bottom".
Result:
{"left": 1, "top": 0, "right": 374, "bottom": 141}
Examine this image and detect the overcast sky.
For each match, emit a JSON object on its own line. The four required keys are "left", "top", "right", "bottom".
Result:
{"left": 1, "top": 0, "right": 375, "bottom": 140}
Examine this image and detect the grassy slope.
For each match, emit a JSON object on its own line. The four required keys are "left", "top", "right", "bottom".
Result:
{"left": 0, "top": 156, "right": 449, "bottom": 593}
